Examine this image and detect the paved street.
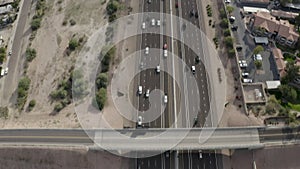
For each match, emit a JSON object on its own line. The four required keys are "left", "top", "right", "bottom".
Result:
{"left": 0, "top": 0, "right": 32, "bottom": 106}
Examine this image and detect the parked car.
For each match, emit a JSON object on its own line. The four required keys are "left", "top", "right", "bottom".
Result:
{"left": 157, "top": 20, "right": 161, "bottom": 26}
{"left": 239, "top": 60, "right": 247, "bottom": 68}
{"left": 137, "top": 116, "right": 142, "bottom": 126}
{"left": 142, "top": 22, "right": 146, "bottom": 29}
{"left": 253, "top": 54, "right": 262, "bottom": 61}
{"left": 145, "top": 47, "right": 149, "bottom": 55}
{"left": 164, "top": 94, "right": 168, "bottom": 103}
{"left": 231, "top": 25, "right": 238, "bottom": 31}
{"left": 163, "top": 50, "right": 168, "bottom": 57}
{"left": 242, "top": 78, "right": 253, "bottom": 83}
{"left": 156, "top": 65, "right": 160, "bottom": 73}
{"left": 241, "top": 72, "right": 249, "bottom": 77}
{"left": 151, "top": 19, "right": 155, "bottom": 26}
{"left": 145, "top": 89, "right": 150, "bottom": 98}
{"left": 138, "top": 86, "right": 143, "bottom": 95}
{"left": 191, "top": 66, "right": 196, "bottom": 74}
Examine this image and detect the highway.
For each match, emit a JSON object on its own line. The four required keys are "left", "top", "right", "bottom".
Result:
{"left": 0, "top": 127, "right": 299, "bottom": 149}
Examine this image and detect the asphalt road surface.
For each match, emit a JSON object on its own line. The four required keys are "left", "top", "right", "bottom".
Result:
{"left": 0, "top": 0, "right": 32, "bottom": 105}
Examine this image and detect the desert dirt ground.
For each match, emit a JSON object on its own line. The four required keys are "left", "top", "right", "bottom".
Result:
{"left": 0, "top": 147, "right": 130, "bottom": 169}
{"left": 0, "top": 0, "right": 131, "bottom": 129}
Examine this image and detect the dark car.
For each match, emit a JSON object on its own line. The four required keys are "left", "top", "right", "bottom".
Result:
{"left": 236, "top": 45, "right": 242, "bottom": 51}
{"left": 195, "top": 56, "right": 200, "bottom": 63}
{"left": 195, "top": 11, "right": 199, "bottom": 18}
{"left": 190, "top": 9, "right": 195, "bottom": 17}
{"left": 175, "top": 2, "right": 179, "bottom": 8}
{"left": 231, "top": 25, "right": 238, "bottom": 31}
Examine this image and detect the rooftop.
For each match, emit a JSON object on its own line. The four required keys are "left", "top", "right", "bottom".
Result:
{"left": 253, "top": 12, "right": 299, "bottom": 42}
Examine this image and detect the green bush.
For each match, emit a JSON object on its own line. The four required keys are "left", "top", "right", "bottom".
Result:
{"left": 223, "top": 29, "right": 231, "bottom": 36}
{"left": 26, "top": 48, "right": 37, "bottom": 62}
{"left": 31, "top": 18, "right": 41, "bottom": 31}
{"left": 96, "top": 73, "right": 108, "bottom": 89}
{"left": 224, "top": 36, "right": 233, "bottom": 48}
{"left": 220, "top": 18, "right": 229, "bottom": 28}
{"left": 226, "top": 5, "right": 234, "bottom": 14}
{"left": 68, "top": 38, "right": 79, "bottom": 51}
{"left": 28, "top": 100, "right": 36, "bottom": 111}
{"left": 106, "top": 0, "right": 119, "bottom": 15}
{"left": 94, "top": 88, "right": 107, "bottom": 110}
{"left": 17, "top": 77, "right": 31, "bottom": 110}
{"left": 54, "top": 102, "right": 64, "bottom": 112}
{"left": 0, "top": 107, "right": 9, "bottom": 119}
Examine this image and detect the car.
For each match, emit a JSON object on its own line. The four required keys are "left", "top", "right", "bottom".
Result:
{"left": 175, "top": 2, "right": 179, "bottom": 8}
{"left": 138, "top": 86, "right": 143, "bottom": 95}
{"left": 225, "top": 0, "right": 231, "bottom": 3}
{"left": 163, "top": 50, "right": 168, "bottom": 57}
{"left": 195, "top": 56, "right": 200, "bottom": 63}
{"left": 253, "top": 54, "right": 262, "bottom": 61}
{"left": 4, "top": 68, "right": 8, "bottom": 75}
{"left": 142, "top": 22, "right": 146, "bottom": 29}
{"left": 199, "top": 151, "right": 203, "bottom": 158}
{"left": 191, "top": 66, "right": 196, "bottom": 74}
{"left": 145, "top": 89, "right": 150, "bottom": 98}
{"left": 157, "top": 20, "right": 161, "bottom": 26}
{"left": 243, "top": 78, "right": 253, "bottom": 83}
{"left": 231, "top": 25, "right": 238, "bottom": 31}
{"left": 164, "top": 94, "right": 168, "bottom": 103}
{"left": 8, "top": 50, "right": 11, "bottom": 56}
{"left": 137, "top": 116, "right": 142, "bottom": 126}
{"left": 229, "top": 16, "right": 235, "bottom": 22}
{"left": 151, "top": 19, "right": 155, "bottom": 26}
{"left": 190, "top": 9, "right": 195, "bottom": 17}
{"left": 239, "top": 60, "right": 247, "bottom": 68}
{"left": 195, "top": 11, "right": 199, "bottom": 18}
{"left": 140, "top": 62, "right": 144, "bottom": 69}
{"left": 145, "top": 47, "right": 149, "bottom": 55}
{"left": 163, "top": 43, "right": 167, "bottom": 49}
{"left": 241, "top": 72, "right": 249, "bottom": 77}
{"left": 294, "top": 77, "right": 300, "bottom": 84}
{"left": 147, "top": 0, "right": 151, "bottom": 4}
{"left": 0, "top": 69, "right": 4, "bottom": 76}
{"left": 165, "top": 152, "right": 170, "bottom": 158}
{"left": 236, "top": 45, "right": 242, "bottom": 51}
{"left": 156, "top": 65, "right": 160, "bottom": 73}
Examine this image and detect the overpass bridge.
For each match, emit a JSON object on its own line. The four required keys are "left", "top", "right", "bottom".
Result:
{"left": 0, "top": 127, "right": 299, "bottom": 151}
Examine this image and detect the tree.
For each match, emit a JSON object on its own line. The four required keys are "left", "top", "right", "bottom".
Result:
{"left": 96, "top": 73, "right": 108, "bottom": 89}
{"left": 253, "top": 45, "right": 264, "bottom": 55}
{"left": 224, "top": 36, "right": 233, "bottom": 48}
{"left": 223, "top": 28, "right": 231, "bottom": 36}
{"left": 282, "top": 62, "right": 300, "bottom": 83}
{"left": 26, "top": 48, "right": 37, "bottom": 62}
{"left": 106, "top": 1, "right": 119, "bottom": 15}
{"left": 226, "top": 5, "right": 234, "bottom": 14}
{"left": 279, "top": 85, "right": 297, "bottom": 102}
{"left": 220, "top": 18, "right": 229, "bottom": 28}
{"left": 18, "top": 77, "right": 31, "bottom": 91}
{"left": 31, "top": 18, "right": 41, "bottom": 30}
{"left": 228, "top": 49, "right": 236, "bottom": 58}
{"left": 69, "top": 38, "right": 79, "bottom": 51}
{"left": 254, "top": 60, "right": 262, "bottom": 69}
{"left": 95, "top": 88, "right": 107, "bottom": 110}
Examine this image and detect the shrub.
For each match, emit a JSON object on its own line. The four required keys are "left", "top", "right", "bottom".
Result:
{"left": 28, "top": 100, "right": 36, "bottom": 111}
{"left": 220, "top": 18, "right": 229, "bottom": 28}
{"left": 54, "top": 102, "right": 64, "bottom": 112}
{"left": 224, "top": 36, "right": 233, "bottom": 48}
{"left": 26, "top": 48, "right": 37, "bottom": 62}
{"left": 0, "top": 107, "right": 8, "bottom": 119}
{"left": 95, "top": 88, "right": 107, "bottom": 110}
{"left": 96, "top": 73, "right": 108, "bottom": 89}
{"left": 69, "top": 19, "right": 76, "bottom": 26}
{"left": 31, "top": 18, "right": 41, "bottom": 31}
{"left": 223, "top": 29, "right": 231, "bottom": 36}
{"left": 68, "top": 38, "right": 79, "bottom": 50}
{"left": 106, "top": 1, "right": 119, "bottom": 15}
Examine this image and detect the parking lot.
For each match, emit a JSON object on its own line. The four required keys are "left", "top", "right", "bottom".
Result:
{"left": 230, "top": 1, "right": 280, "bottom": 83}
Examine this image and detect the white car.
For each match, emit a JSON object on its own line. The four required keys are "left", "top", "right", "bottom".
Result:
{"left": 138, "top": 86, "right": 143, "bottom": 95}
{"left": 164, "top": 94, "right": 168, "bottom": 103}
{"left": 191, "top": 66, "right": 196, "bottom": 74}
{"left": 151, "top": 19, "right": 155, "bottom": 26}
{"left": 243, "top": 78, "right": 253, "bottom": 83}
{"left": 241, "top": 72, "right": 249, "bottom": 77}
{"left": 253, "top": 54, "right": 262, "bottom": 61}
{"left": 156, "top": 65, "right": 160, "bottom": 73}
{"left": 145, "top": 89, "right": 150, "bottom": 98}
{"left": 163, "top": 50, "right": 168, "bottom": 57}
{"left": 142, "top": 22, "right": 146, "bottom": 29}
{"left": 225, "top": 0, "right": 231, "bottom": 3}
{"left": 239, "top": 60, "right": 247, "bottom": 68}
{"left": 0, "top": 69, "right": 4, "bottom": 76}
{"left": 137, "top": 116, "right": 142, "bottom": 126}
{"left": 4, "top": 68, "right": 8, "bottom": 75}
{"left": 145, "top": 47, "right": 149, "bottom": 55}
{"left": 157, "top": 20, "right": 161, "bottom": 26}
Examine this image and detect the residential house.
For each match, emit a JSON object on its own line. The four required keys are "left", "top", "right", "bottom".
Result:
{"left": 271, "top": 10, "right": 299, "bottom": 20}
{"left": 271, "top": 48, "right": 286, "bottom": 78}
{"left": 239, "top": 0, "right": 270, "bottom": 8}
{"left": 252, "top": 11, "right": 299, "bottom": 46}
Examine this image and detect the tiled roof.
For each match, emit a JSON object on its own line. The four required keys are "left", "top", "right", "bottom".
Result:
{"left": 272, "top": 48, "right": 286, "bottom": 77}
{"left": 253, "top": 12, "right": 299, "bottom": 42}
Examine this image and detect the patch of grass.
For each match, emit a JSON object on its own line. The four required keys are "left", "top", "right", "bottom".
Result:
{"left": 0, "top": 107, "right": 9, "bottom": 119}
{"left": 287, "top": 103, "right": 300, "bottom": 112}
{"left": 17, "top": 77, "right": 31, "bottom": 110}
{"left": 25, "top": 48, "right": 37, "bottom": 62}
